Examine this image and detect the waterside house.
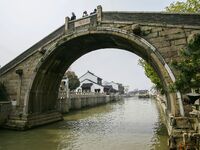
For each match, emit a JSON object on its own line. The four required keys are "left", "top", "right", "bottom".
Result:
{"left": 76, "top": 71, "right": 125, "bottom": 94}
{"left": 76, "top": 71, "right": 104, "bottom": 93}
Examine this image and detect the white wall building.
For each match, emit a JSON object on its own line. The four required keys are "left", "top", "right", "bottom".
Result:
{"left": 79, "top": 71, "right": 102, "bottom": 85}
{"left": 103, "top": 81, "right": 119, "bottom": 91}
{"left": 76, "top": 71, "right": 104, "bottom": 93}
{"left": 77, "top": 79, "right": 104, "bottom": 93}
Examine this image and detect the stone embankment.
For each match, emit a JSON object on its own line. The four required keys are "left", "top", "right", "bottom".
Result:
{"left": 1, "top": 94, "right": 121, "bottom": 130}
{"left": 155, "top": 94, "right": 200, "bottom": 149}
{"left": 57, "top": 93, "right": 122, "bottom": 113}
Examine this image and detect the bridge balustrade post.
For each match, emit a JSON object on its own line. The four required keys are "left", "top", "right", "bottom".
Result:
{"left": 65, "top": 17, "right": 70, "bottom": 32}
{"left": 97, "top": 5, "right": 102, "bottom": 23}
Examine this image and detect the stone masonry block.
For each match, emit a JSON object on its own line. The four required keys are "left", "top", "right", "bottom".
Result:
{"left": 140, "top": 26, "right": 152, "bottom": 31}
{"left": 191, "top": 30, "right": 200, "bottom": 34}
{"left": 146, "top": 32, "right": 159, "bottom": 38}
{"left": 149, "top": 37, "right": 167, "bottom": 44}
{"left": 165, "top": 33, "right": 186, "bottom": 40}
{"left": 171, "top": 38, "right": 187, "bottom": 46}
{"left": 167, "top": 51, "right": 178, "bottom": 58}
{"left": 159, "top": 28, "right": 184, "bottom": 37}
{"left": 185, "top": 31, "right": 192, "bottom": 37}
{"left": 153, "top": 41, "right": 171, "bottom": 48}
{"left": 159, "top": 47, "right": 171, "bottom": 53}
{"left": 171, "top": 45, "right": 186, "bottom": 52}
{"left": 151, "top": 27, "right": 163, "bottom": 32}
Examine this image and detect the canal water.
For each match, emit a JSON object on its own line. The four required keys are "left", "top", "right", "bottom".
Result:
{"left": 0, "top": 97, "right": 168, "bottom": 150}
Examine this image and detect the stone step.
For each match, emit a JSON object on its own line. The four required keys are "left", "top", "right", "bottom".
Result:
{"left": 28, "top": 113, "right": 62, "bottom": 123}
{"left": 4, "top": 112, "right": 63, "bottom": 130}
{"left": 28, "top": 112, "right": 62, "bottom": 120}
{"left": 7, "top": 115, "right": 28, "bottom": 121}
{"left": 4, "top": 120, "right": 27, "bottom": 130}
{"left": 6, "top": 111, "right": 61, "bottom": 121}
{"left": 172, "top": 129, "right": 196, "bottom": 137}
{"left": 173, "top": 117, "right": 192, "bottom": 129}
{"left": 27, "top": 112, "right": 63, "bottom": 128}
{"left": 27, "top": 116, "right": 62, "bottom": 128}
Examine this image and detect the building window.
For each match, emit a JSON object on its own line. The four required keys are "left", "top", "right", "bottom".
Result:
{"left": 95, "top": 89, "right": 101, "bottom": 93}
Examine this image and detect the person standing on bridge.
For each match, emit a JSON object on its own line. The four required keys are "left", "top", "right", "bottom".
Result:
{"left": 90, "top": 9, "right": 97, "bottom": 15}
{"left": 70, "top": 12, "right": 76, "bottom": 20}
{"left": 82, "top": 11, "right": 88, "bottom": 17}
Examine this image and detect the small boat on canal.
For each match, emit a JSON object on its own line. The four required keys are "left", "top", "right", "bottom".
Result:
{"left": 138, "top": 90, "right": 150, "bottom": 98}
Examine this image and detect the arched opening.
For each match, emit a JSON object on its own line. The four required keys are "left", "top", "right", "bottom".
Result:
{"left": 70, "top": 49, "right": 153, "bottom": 91}
{"left": 25, "top": 30, "right": 180, "bottom": 116}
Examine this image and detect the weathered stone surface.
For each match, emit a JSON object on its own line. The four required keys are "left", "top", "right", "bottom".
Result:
{"left": 172, "top": 38, "right": 187, "bottom": 46}
{"left": 159, "top": 28, "right": 184, "bottom": 36}
{"left": 149, "top": 36, "right": 167, "bottom": 43}
{"left": 0, "top": 102, "right": 11, "bottom": 125}
{"left": 153, "top": 41, "right": 171, "bottom": 48}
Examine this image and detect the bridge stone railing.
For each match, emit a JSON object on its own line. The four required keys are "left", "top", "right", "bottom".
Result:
{"left": 64, "top": 5, "right": 103, "bottom": 33}
{"left": 102, "top": 11, "right": 200, "bottom": 27}
{"left": 66, "top": 14, "right": 98, "bottom": 32}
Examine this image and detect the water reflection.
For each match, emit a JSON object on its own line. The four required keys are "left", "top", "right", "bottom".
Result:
{"left": 0, "top": 97, "right": 168, "bottom": 150}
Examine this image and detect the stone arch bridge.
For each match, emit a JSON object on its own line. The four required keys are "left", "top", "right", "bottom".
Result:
{"left": 0, "top": 5, "right": 200, "bottom": 148}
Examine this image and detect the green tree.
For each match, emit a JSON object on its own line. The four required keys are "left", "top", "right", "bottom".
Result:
{"left": 138, "top": 59, "right": 165, "bottom": 94}
{"left": 171, "top": 34, "right": 200, "bottom": 93}
{"left": 0, "top": 82, "right": 8, "bottom": 101}
{"left": 65, "top": 71, "right": 80, "bottom": 91}
{"left": 165, "top": 0, "right": 200, "bottom": 93}
{"left": 165, "top": 0, "right": 200, "bottom": 13}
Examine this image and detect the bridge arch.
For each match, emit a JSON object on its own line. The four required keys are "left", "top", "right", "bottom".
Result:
{"left": 24, "top": 28, "right": 184, "bottom": 116}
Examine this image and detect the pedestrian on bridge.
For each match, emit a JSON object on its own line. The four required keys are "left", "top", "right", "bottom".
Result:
{"left": 90, "top": 9, "right": 97, "bottom": 15}
{"left": 82, "top": 11, "right": 88, "bottom": 17}
{"left": 70, "top": 12, "right": 76, "bottom": 20}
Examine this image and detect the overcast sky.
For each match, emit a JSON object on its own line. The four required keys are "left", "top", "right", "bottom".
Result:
{"left": 0, "top": 0, "right": 185, "bottom": 91}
